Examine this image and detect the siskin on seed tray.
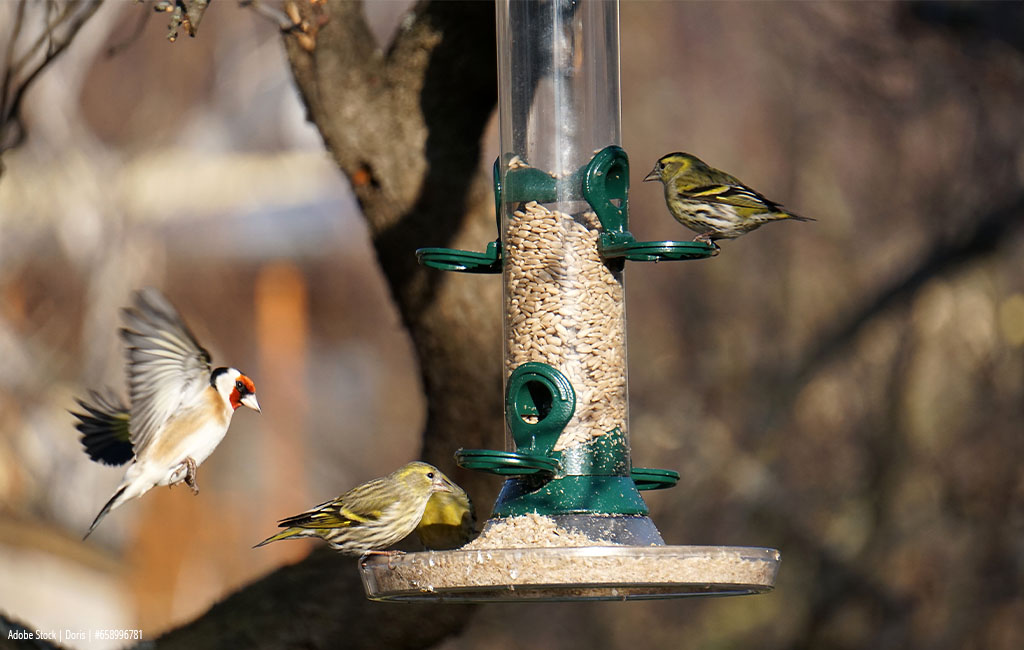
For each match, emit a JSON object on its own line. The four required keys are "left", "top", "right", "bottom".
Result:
{"left": 255, "top": 461, "right": 462, "bottom": 556}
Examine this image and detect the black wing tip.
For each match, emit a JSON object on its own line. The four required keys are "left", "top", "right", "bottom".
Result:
{"left": 276, "top": 513, "right": 308, "bottom": 528}
{"left": 72, "top": 392, "right": 133, "bottom": 466}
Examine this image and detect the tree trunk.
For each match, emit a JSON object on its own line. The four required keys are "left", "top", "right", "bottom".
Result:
{"left": 155, "top": 2, "right": 501, "bottom": 647}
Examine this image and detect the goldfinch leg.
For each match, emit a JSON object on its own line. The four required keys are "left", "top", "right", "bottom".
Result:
{"left": 183, "top": 456, "right": 199, "bottom": 495}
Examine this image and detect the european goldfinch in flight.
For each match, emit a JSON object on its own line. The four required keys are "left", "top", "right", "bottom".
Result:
{"left": 73, "top": 288, "right": 260, "bottom": 539}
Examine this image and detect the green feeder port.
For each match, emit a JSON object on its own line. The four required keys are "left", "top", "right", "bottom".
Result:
{"left": 361, "top": 0, "right": 779, "bottom": 602}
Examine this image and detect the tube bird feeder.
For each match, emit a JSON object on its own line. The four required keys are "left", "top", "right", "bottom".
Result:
{"left": 361, "top": 0, "right": 780, "bottom": 601}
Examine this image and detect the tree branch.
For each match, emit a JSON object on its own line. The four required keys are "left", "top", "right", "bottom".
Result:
{"left": 154, "top": 548, "right": 475, "bottom": 650}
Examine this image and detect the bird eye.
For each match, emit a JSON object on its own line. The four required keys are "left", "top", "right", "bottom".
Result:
{"left": 235, "top": 380, "right": 244, "bottom": 392}
{"left": 426, "top": 472, "right": 435, "bottom": 479}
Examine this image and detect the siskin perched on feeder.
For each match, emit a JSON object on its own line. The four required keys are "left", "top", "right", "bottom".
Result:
{"left": 72, "top": 288, "right": 260, "bottom": 539}
{"left": 644, "top": 152, "right": 813, "bottom": 248}
{"left": 255, "top": 461, "right": 458, "bottom": 555}
{"left": 415, "top": 481, "right": 477, "bottom": 550}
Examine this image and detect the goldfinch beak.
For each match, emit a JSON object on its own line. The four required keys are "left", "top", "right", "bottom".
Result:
{"left": 434, "top": 476, "right": 455, "bottom": 493}
{"left": 241, "top": 394, "right": 261, "bottom": 413}
{"left": 643, "top": 168, "right": 660, "bottom": 182}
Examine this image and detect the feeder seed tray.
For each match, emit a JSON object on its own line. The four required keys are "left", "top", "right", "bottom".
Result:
{"left": 359, "top": 514, "right": 780, "bottom": 602}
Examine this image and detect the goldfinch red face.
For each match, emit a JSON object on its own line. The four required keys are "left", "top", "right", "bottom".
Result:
{"left": 213, "top": 367, "right": 260, "bottom": 412}
{"left": 231, "top": 374, "right": 260, "bottom": 412}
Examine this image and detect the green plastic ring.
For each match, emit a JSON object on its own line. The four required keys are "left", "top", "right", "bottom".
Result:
{"left": 415, "top": 241, "right": 502, "bottom": 273}
{"left": 455, "top": 448, "right": 561, "bottom": 476}
{"left": 598, "top": 238, "right": 717, "bottom": 262}
{"left": 631, "top": 467, "right": 680, "bottom": 491}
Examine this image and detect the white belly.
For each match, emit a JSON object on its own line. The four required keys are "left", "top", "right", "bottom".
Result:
{"left": 154, "top": 417, "right": 232, "bottom": 486}
{"left": 126, "top": 400, "right": 234, "bottom": 489}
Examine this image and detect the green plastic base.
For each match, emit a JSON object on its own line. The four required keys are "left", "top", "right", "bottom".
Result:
{"left": 492, "top": 475, "right": 649, "bottom": 517}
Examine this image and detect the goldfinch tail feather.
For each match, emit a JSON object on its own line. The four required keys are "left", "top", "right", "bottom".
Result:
{"left": 83, "top": 485, "right": 127, "bottom": 541}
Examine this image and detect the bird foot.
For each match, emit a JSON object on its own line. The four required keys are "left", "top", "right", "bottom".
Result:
{"left": 171, "top": 457, "right": 200, "bottom": 495}
{"left": 361, "top": 549, "right": 406, "bottom": 569}
{"left": 183, "top": 457, "right": 199, "bottom": 495}
{"left": 694, "top": 234, "right": 721, "bottom": 255}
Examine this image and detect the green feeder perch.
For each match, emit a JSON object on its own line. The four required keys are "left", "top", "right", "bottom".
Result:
{"left": 361, "top": 0, "right": 779, "bottom": 601}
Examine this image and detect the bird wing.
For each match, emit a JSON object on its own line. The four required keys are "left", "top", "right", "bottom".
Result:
{"left": 72, "top": 390, "right": 134, "bottom": 465}
{"left": 682, "top": 183, "right": 783, "bottom": 212}
{"left": 277, "top": 476, "right": 398, "bottom": 530}
{"left": 120, "top": 288, "right": 213, "bottom": 454}
{"left": 276, "top": 497, "right": 383, "bottom": 530}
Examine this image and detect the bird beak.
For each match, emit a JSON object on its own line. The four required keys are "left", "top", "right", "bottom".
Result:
{"left": 241, "top": 394, "right": 261, "bottom": 413}
{"left": 434, "top": 476, "right": 455, "bottom": 493}
{"left": 643, "top": 168, "right": 659, "bottom": 182}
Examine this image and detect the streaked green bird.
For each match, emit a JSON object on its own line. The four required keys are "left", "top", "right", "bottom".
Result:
{"left": 644, "top": 152, "right": 813, "bottom": 247}
{"left": 255, "top": 461, "right": 457, "bottom": 555}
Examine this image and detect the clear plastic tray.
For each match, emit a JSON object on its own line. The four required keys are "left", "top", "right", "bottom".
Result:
{"left": 359, "top": 545, "right": 780, "bottom": 602}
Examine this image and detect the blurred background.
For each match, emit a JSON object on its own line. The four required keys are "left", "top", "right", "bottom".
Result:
{"left": 1, "top": 1, "right": 1022, "bottom": 649}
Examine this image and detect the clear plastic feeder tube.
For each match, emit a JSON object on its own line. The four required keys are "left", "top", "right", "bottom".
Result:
{"left": 499, "top": 0, "right": 626, "bottom": 453}
{"left": 498, "top": 0, "right": 621, "bottom": 178}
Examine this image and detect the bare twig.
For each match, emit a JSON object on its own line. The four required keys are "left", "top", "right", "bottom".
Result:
{"left": 0, "top": 0, "right": 104, "bottom": 166}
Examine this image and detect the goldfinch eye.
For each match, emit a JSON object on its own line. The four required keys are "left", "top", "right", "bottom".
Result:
{"left": 235, "top": 380, "right": 244, "bottom": 392}
{"left": 426, "top": 472, "right": 435, "bottom": 479}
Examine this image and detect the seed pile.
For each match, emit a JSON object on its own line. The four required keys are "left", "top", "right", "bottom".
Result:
{"left": 504, "top": 200, "right": 627, "bottom": 450}
{"left": 464, "top": 513, "right": 618, "bottom": 550}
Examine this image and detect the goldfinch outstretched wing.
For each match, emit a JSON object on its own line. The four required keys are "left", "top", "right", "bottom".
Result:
{"left": 119, "top": 288, "right": 213, "bottom": 454}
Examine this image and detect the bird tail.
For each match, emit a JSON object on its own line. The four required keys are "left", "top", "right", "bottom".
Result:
{"left": 83, "top": 485, "right": 127, "bottom": 540}
{"left": 71, "top": 391, "right": 134, "bottom": 466}
{"left": 253, "top": 527, "right": 305, "bottom": 548}
{"left": 782, "top": 211, "right": 815, "bottom": 222}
